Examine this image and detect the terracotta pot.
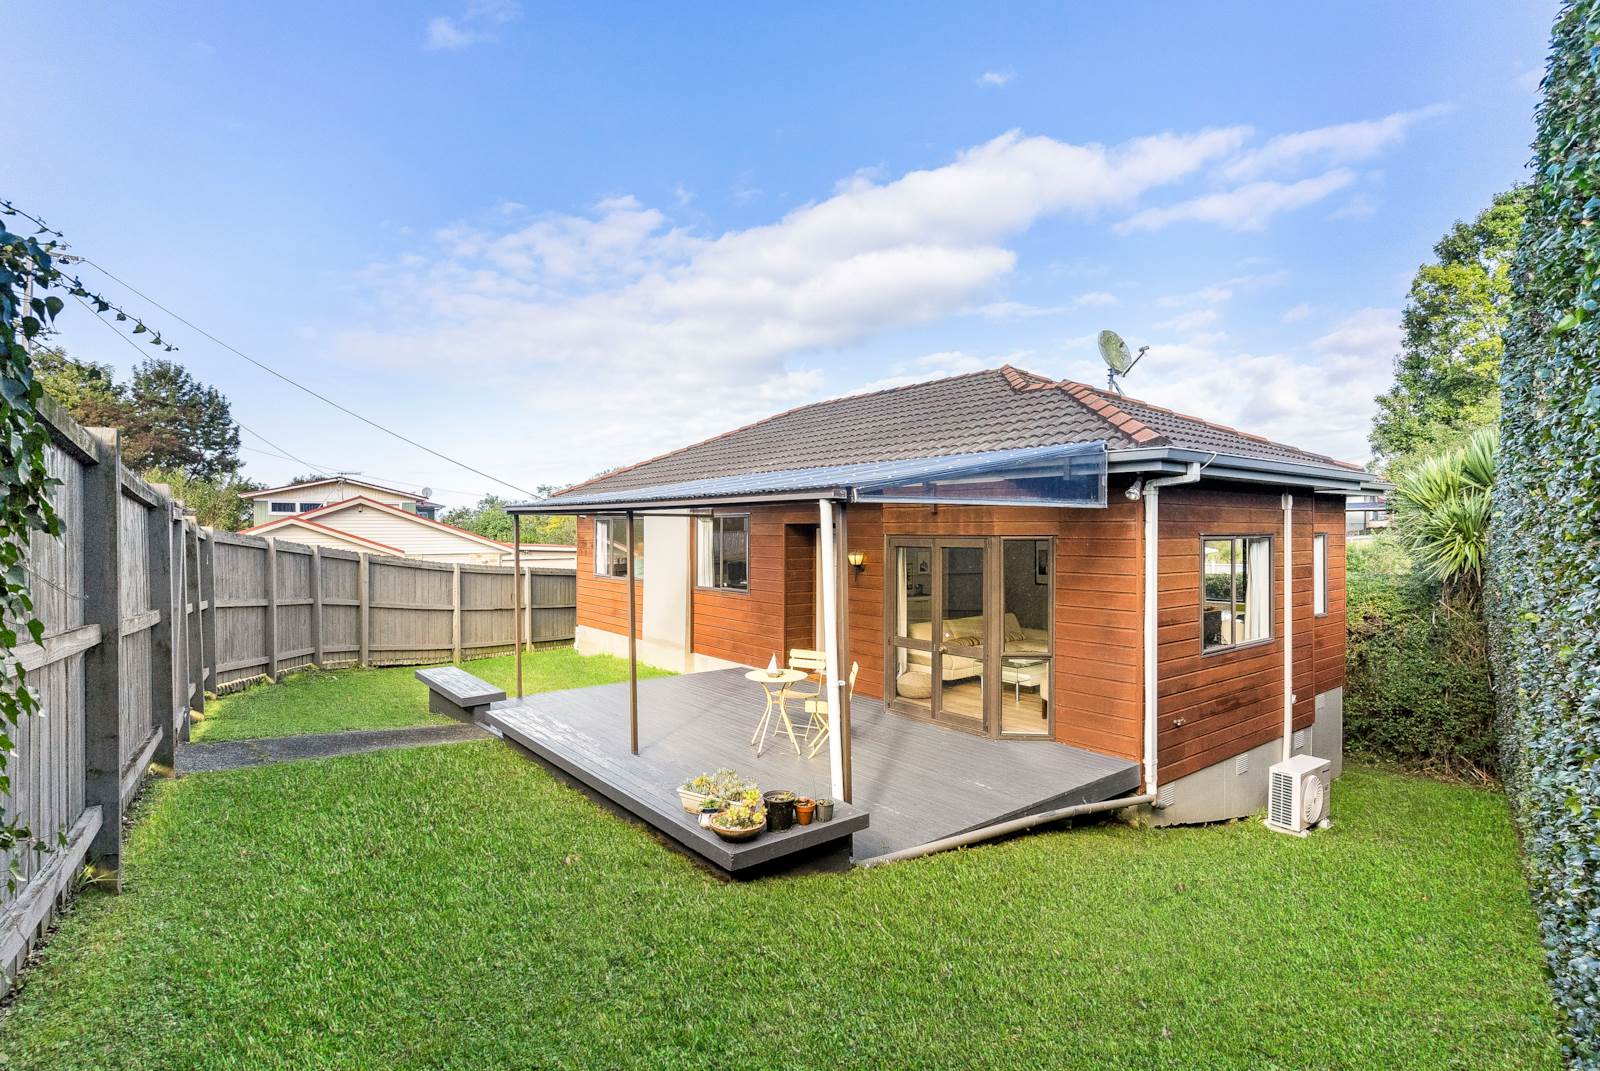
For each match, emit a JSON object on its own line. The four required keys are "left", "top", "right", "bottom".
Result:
{"left": 795, "top": 797, "right": 816, "bottom": 826}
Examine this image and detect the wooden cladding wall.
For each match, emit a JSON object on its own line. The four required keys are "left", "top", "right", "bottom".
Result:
{"left": 575, "top": 516, "right": 643, "bottom": 638}
{"left": 1153, "top": 485, "right": 1346, "bottom": 783}
{"left": 840, "top": 493, "right": 1146, "bottom": 762}
{"left": 689, "top": 505, "right": 815, "bottom": 669}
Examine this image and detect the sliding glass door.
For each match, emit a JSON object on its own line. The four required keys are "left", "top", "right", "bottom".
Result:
{"left": 887, "top": 536, "right": 1052, "bottom": 738}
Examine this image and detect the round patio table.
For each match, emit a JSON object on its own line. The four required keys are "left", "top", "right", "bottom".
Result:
{"left": 745, "top": 668, "right": 807, "bottom": 756}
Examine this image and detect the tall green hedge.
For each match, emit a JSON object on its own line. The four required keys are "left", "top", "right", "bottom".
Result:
{"left": 1344, "top": 539, "right": 1497, "bottom": 775}
{"left": 1488, "top": 2, "right": 1600, "bottom": 1062}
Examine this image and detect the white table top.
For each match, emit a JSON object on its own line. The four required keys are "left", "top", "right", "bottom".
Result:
{"left": 745, "top": 668, "right": 807, "bottom": 686}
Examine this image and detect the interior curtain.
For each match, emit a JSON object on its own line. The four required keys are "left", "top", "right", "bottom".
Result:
{"left": 695, "top": 517, "right": 714, "bottom": 587}
{"left": 1244, "top": 537, "right": 1271, "bottom": 641}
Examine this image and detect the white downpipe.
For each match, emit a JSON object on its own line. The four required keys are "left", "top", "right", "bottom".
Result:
{"left": 1281, "top": 493, "right": 1295, "bottom": 762}
{"left": 817, "top": 499, "right": 845, "bottom": 801}
{"left": 1141, "top": 463, "right": 1202, "bottom": 795}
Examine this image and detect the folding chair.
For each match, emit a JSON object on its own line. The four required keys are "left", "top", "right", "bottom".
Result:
{"left": 802, "top": 661, "right": 858, "bottom": 759}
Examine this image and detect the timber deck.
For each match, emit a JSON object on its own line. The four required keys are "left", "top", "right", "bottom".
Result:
{"left": 483, "top": 667, "right": 1141, "bottom": 867}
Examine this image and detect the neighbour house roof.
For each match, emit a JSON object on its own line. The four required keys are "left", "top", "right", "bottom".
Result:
{"left": 238, "top": 515, "right": 408, "bottom": 555}
{"left": 242, "top": 495, "right": 574, "bottom": 553}
{"left": 241, "top": 476, "right": 435, "bottom": 503}
{"left": 517, "top": 366, "right": 1375, "bottom": 512}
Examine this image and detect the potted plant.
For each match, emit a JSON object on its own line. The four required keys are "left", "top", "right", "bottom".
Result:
{"left": 698, "top": 798, "right": 724, "bottom": 828}
{"left": 709, "top": 799, "right": 767, "bottom": 842}
{"left": 679, "top": 768, "right": 754, "bottom": 813}
{"left": 815, "top": 798, "right": 835, "bottom": 822}
{"left": 763, "top": 789, "right": 797, "bottom": 832}
{"left": 795, "top": 796, "right": 816, "bottom": 825}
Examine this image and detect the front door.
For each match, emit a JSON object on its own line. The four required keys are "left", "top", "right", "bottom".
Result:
{"left": 887, "top": 535, "right": 1054, "bottom": 738}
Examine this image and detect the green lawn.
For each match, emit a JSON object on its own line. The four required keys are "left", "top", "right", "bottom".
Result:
{"left": 191, "top": 647, "right": 670, "bottom": 742}
{"left": 0, "top": 746, "right": 1558, "bottom": 1070}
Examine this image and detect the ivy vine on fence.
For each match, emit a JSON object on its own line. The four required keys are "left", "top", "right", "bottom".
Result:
{"left": 1488, "top": 1, "right": 1600, "bottom": 1064}
{"left": 0, "top": 200, "right": 173, "bottom": 890}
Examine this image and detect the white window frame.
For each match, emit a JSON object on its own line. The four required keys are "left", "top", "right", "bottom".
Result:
{"left": 695, "top": 514, "right": 750, "bottom": 592}
{"left": 1313, "top": 532, "right": 1328, "bottom": 617}
{"left": 269, "top": 501, "right": 296, "bottom": 514}
{"left": 593, "top": 515, "right": 643, "bottom": 579}
{"left": 1200, "top": 534, "right": 1274, "bottom": 654}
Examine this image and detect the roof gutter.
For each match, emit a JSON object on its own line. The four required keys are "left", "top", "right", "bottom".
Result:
{"left": 1140, "top": 461, "right": 1203, "bottom": 796}
{"left": 1108, "top": 447, "right": 1375, "bottom": 493}
{"left": 508, "top": 488, "right": 851, "bottom": 514}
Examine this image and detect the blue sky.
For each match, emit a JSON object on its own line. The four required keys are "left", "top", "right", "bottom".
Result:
{"left": 5, "top": 1, "right": 1553, "bottom": 507}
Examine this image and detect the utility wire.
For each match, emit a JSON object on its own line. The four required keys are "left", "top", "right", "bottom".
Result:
{"left": 76, "top": 257, "right": 537, "bottom": 497}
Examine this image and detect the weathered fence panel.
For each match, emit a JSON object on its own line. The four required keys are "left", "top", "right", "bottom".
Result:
{"left": 0, "top": 397, "right": 574, "bottom": 991}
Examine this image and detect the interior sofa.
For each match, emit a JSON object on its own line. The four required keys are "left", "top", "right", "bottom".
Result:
{"left": 896, "top": 613, "right": 1048, "bottom": 699}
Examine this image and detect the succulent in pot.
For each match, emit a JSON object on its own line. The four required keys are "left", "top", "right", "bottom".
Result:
{"left": 709, "top": 800, "right": 767, "bottom": 842}
{"left": 763, "top": 789, "right": 797, "bottom": 832}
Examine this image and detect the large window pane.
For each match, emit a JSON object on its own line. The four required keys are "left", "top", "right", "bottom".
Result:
{"left": 695, "top": 515, "right": 748, "bottom": 591}
{"left": 893, "top": 545, "right": 934, "bottom": 714}
{"left": 594, "top": 516, "right": 643, "bottom": 579}
{"left": 1001, "top": 539, "right": 1050, "bottom": 735}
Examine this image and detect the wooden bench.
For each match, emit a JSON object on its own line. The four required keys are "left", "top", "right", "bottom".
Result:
{"left": 416, "top": 666, "right": 506, "bottom": 723}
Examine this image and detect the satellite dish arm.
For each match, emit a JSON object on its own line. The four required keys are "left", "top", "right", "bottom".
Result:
{"left": 1126, "top": 345, "right": 1149, "bottom": 373}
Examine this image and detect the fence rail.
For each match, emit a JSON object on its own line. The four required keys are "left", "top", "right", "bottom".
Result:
{"left": 0, "top": 397, "right": 574, "bottom": 991}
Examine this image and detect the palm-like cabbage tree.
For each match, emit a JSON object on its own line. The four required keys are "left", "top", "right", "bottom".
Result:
{"left": 1392, "top": 427, "right": 1498, "bottom": 601}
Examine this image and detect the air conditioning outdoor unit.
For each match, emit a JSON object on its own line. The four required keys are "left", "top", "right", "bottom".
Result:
{"left": 1265, "top": 754, "right": 1331, "bottom": 836}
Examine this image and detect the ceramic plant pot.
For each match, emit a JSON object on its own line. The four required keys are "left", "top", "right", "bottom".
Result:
{"left": 795, "top": 797, "right": 816, "bottom": 826}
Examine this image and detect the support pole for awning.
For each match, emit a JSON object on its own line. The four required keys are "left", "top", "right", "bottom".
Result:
{"left": 818, "top": 499, "right": 846, "bottom": 802}
{"left": 513, "top": 513, "right": 523, "bottom": 699}
{"left": 627, "top": 510, "right": 639, "bottom": 755}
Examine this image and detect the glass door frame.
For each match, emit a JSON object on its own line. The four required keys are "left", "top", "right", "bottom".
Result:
{"left": 884, "top": 534, "right": 1056, "bottom": 740}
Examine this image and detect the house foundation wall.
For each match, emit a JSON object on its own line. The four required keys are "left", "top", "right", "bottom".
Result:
{"left": 1143, "top": 686, "right": 1343, "bottom": 827}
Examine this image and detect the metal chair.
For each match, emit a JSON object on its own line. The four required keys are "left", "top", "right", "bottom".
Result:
{"left": 802, "top": 661, "right": 857, "bottom": 759}
{"left": 788, "top": 648, "right": 825, "bottom": 704}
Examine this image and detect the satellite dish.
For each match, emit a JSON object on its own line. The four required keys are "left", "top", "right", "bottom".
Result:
{"left": 420, "top": 487, "right": 433, "bottom": 499}
{"left": 1097, "top": 329, "right": 1149, "bottom": 394}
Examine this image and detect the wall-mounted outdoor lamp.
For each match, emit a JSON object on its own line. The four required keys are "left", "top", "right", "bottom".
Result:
{"left": 847, "top": 550, "right": 866, "bottom": 573}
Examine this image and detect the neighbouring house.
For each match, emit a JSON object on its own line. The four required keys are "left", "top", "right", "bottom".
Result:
{"left": 510, "top": 365, "right": 1377, "bottom": 830}
{"left": 245, "top": 476, "right": 443, "bottom": 525}
{"left": 244, "top": 494, "right": 576, "bottom": 568}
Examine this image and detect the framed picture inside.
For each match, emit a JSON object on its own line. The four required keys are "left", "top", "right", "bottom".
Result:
{"left": 1035, "top": 543, "right": 1050, "bottom": 584}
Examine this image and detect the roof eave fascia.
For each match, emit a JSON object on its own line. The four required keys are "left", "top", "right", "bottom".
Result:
{"left": 1108, "top": 446, "right": 1372, "bottom": 493}
{"left": 508, "top": 488, "right": 852, "bottom": 514}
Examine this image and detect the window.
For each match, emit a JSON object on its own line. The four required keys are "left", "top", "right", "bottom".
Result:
{"left": 593, "top": 516, "right": 644, "bottom": 579}
{"left": 269, "top": 502, "right": 295, "bottom": 514}
{"left": 1313, "top": 533, "right": 1328, "bottom": 616}
{"left": 1201, "top": 536, "right": 1272, "bottom": 652}
{"left": 299, "top": 502, "right": 322, "bottom": 512}
{"left": 695, "top": 515, "right": 749, "bottom": 591}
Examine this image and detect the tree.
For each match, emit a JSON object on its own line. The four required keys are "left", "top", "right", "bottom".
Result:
{"left": 443, "top": 491, "right": 575, "bottom": 546}
{"left": 143, "top": 467, "right": 261, "bottom": 531}
{"left": 1486, "top": 3, "right": 1600, "bottom": 1061}
{"left": 120, "top": 358, "right": 241, "bottom": 480}
{"left": 1370, "top": 187, "right": 1528, "bottom": 467}
{"left": 34, "top": 346, "right": 127, "bottom": 426}
{"left": 1390, "top": 428, "right": 1496, "bottom": 604}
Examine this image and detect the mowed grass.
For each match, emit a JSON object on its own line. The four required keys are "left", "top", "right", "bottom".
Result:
{"left": 190, "top": 647, "right": 670, "bottom": 741}
{"left": 0, "top": 747, "right": 1559, "bottom": 1070}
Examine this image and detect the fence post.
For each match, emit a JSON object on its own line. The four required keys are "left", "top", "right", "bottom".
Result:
{"left": 200, "top": 529, "right": 217, "bottom": 695}
{"left": 80, "top": 428, "right": 124, "bottom": 885}
{"left": 310, "top": 545, "right": 324, "bottom": 669}
{"left": 264, "top": 537, "right": 278, "bottom": 682}
{"left": 148, "top": 500, "right": 177, "bottom": 772}
{"left": 357, "top": 552, "right": 370, "bottom": 667}
{"left": 451, "top": 564, "right": 462, "bottom": 664}
{"left": 186, "top": 523, "right": 204, "bottom": 721}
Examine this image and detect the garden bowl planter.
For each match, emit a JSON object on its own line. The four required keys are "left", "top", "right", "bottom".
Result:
{"left": 709, "top": 819, "right": 764, "bottom": 843}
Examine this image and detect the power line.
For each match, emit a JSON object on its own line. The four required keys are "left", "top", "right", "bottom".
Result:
{"left": 76, "top": 257, "right": 537, "bottom": 497}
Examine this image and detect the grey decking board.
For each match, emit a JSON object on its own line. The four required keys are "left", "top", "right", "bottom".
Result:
{"left": 416, "top": 666, "right": 506, "bottom": 707}
{"left": 486, "top": 668, "right": 1140, "bottom": 861}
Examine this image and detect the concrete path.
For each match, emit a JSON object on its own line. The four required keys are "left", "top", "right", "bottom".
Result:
{"left": 177, "top": 722, "right": 491, "bottom": 775}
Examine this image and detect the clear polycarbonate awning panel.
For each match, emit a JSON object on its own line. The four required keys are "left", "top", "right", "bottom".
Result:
{"left": 520, "top": 443, "right": 1108, "bottom": 511}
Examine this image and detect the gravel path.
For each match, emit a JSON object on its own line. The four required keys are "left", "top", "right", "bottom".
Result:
{"left": 177, "top": 722, "right": 492, "bottom": 775}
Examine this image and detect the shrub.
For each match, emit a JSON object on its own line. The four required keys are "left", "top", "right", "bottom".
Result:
{"left": 1344, "top": 537, "right": 1496, "bottom": 777}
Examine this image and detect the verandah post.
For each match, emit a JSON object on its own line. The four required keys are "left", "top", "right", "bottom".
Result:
{"left": 513, "top": 514, "right": 523, "bottom": 698}
{"left": 626, "top": 510, "right": 638, "bottom": 755}
{"left": 817, "top": 498, "right": 845, "bottom": 801}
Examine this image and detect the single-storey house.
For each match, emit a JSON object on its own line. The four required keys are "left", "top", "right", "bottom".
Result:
{"left": 509, "top": 365, "right": 1376, "bottom": 829}
{"left": 244, "top": 495, "right": 576, "bottom": 568}
{"left": 244, "top": 476, "right": 442, "bottom": 525}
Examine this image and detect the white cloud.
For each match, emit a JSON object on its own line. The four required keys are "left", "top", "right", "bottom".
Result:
{"left": 336, "top": 126, "right": 1248, "bottom": 477}
{"left": 1156, "top": 308, "right": 1219, "bottom": 332}
{"left": 1219, "top": 105, "right": 1448, "bottom": 181}
{"left": 1118, "top": 169, "right": 1356, "bottom": 232}
{"left": 1280, "top": 302, "right": 1313, "bottom": 323}
{"left": 1158, "top": 270, "right": 1287, "bottom": 308}
{"left": 977, "top": 70, "right": 1015, "bottom": 88}
{"left": 1073, "top": 290, "right": 1118, "bottom": 307}
{"left": 854, "top": 351, "right": 1001, "bottom": 393}
{"left": 1051, "top": 307, "right": 1398, "bottom": 463}
{"left": 425, "top": 0, "right": 521, "bottom": 50}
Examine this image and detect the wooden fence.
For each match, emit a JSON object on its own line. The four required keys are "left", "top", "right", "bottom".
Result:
{"left": 0, "top": 397, "right": 574, "bottom": 989}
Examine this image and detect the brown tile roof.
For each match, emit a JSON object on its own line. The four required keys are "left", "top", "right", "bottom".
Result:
{"left": 553, "top": 365, "right": 1361, "bottom": 499}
